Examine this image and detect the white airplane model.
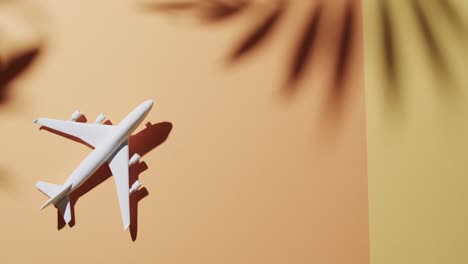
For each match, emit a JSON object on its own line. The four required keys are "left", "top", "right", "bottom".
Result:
{"left": 33, "top": 99, "right": 154, "bottom": 230}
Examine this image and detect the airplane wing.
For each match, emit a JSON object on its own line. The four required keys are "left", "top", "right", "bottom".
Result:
{"left": 108, "top": 141, "right": 130, "bottom": 230}
{"left": 33, "top": 118, "right": 115, "bottom": 148}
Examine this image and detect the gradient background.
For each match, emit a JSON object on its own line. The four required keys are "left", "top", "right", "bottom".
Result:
{"left": 0, "top": 1, "right": 369, "bottom": 264}
{"left": 365, "top": 1, "right": 468, "bottom": 264}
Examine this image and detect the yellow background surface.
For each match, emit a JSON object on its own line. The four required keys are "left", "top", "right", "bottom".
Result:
{"left": 0, "top": 1, "right": 368, "bottom": 264}
{"left": 365, "top": 1, "right": 468, "bottom": 263}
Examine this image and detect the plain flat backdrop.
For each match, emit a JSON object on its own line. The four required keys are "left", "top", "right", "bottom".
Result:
{"left": 0, "top": 1, "right": 368, "bottom": 264}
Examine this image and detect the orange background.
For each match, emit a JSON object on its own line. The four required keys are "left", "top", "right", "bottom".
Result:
{"left": 0, "top": 1, "right": 368, "bottom": 263}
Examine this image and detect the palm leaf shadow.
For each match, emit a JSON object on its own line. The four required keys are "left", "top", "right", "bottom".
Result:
{"left": 0, "top": 169, "right": 12, "bottom": 190}
{"left": 285, "top": 1, "right": 360, "bottom": 108}
{"left": 0, "top": 48, "right": 41, "bottom": 105}
{"left": 142, "top": 0, "right": 364, "bottom": 125}
{"left": 410, "top": 0, "right": 448, "bottom": 77}
{"left": 436, "top": 0, "right": 468, "bottom": 37}
{"left": 378, "top": 0, "right": 468, "bottom": 98}
{"left": 227, "top": 0, "right": 286, "bottom": 62}
{"left": 201, "top": 0, "right": 250, "bottom": 23}
{"left": 286, "top": 3, "right": 323, "bottom": 89}
{"left": 145, "top": 0, "right": 468, "bottom": 106}
{"left": 142, "top": 1, "right": 198, "bottom": 12}
{"left": 141, "top": 0, "right": 249, "bottom": 23}
{"left": 333, "top": 2, "right": 355, "bottom": 95}
{"left": 379, "top": 0, "right": 398, "bottom": 97}
{"left": 144, "top": 1, "right": 361, "bottom": 92}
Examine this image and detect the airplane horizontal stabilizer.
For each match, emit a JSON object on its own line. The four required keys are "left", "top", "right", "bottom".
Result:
{"left": 36, "top": 181, "right": 62, "bottom": 198}
{"left": 38, "top": 183, "right": 72, "bottom": 210}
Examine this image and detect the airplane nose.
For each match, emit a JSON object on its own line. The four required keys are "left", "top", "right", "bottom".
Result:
{"left": 143, "top": 99, "right": 153, "bottom": 110}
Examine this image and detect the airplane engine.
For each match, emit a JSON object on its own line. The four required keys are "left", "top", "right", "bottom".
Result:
{"left": 129, "top": 180, "right": 142, "bottom": 194}
{"left": 129, "top": 153, "right": 140, "bottom": 166}
{"left": 94, "top": 113, "right": 106, "bottom": 124}
{"left": 70, "top": 110, "right": 82, "bottom": 121}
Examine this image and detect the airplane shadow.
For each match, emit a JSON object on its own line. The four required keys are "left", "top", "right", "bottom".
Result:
{"left": 40, "top": 116, "right": 173, "bottom": 241}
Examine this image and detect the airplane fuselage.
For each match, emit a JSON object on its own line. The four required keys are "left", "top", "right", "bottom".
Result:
{"left": 62, "top": 100, "right": 153, "bottom": 192}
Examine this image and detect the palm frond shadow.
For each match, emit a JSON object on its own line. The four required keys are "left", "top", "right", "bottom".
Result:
{"left": 379, "top": 0, "right": 468, "bottom": 101}
{"left": 227, "top": 0, "right": 286, "bottom": 62}
{"left": 333, "top": 2, "right": 356, "bottom": 96}
{"left": 437, "top": 0, "right": 468, "bottom": 37}
{"left": 0, "top": 48, "right": 41, "bottom": 105}
{"left": 142, "top": 0, "right": 361, "bottom": 125}
{"left": 141, "top": 0, "right": 250, "bottom": 23}
{"left": 0, "top": 0, "right": 48, "bottom": 106}
{"left": 379, "top": 0, "right": 398, "bottom": 93}
{"left": 410, "top": 0, "right": 447, "bottom": 77}
{"left": 0, "top": 169, "right": 12, "bottom": 190}
{"left": 287, "top": 3, "right": 322, "bottom": 88}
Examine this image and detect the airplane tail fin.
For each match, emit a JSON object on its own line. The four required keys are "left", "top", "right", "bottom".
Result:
{"left": 36, "top": 181, "right": 73, "bottom": 224}
{"left": 56, "top": 195, "right": 72, "bottom": 224}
